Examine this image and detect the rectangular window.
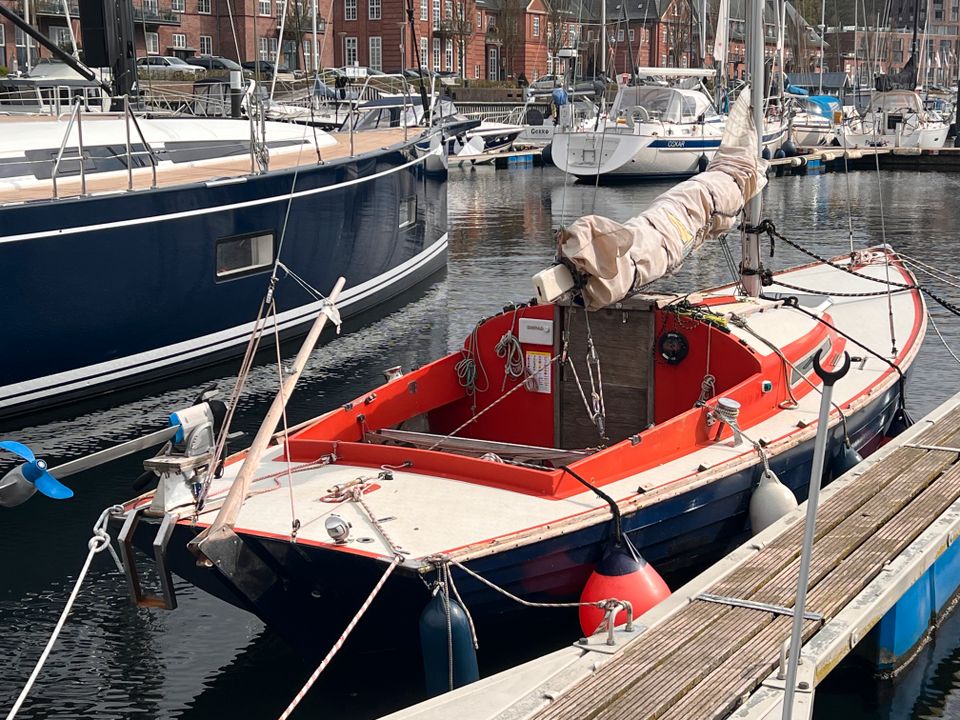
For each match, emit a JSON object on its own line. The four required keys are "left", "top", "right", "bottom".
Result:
{"left": 420, "top": 0, "right": 427, "bottom": 20}
{"left": 171, "top": 0, "right": 184, "bottom": 11}
{"left": 49, "top": 26, "right": 71, "bottom": 47}
{"left": 617, "top": 28, "right": 624, "bottom": 41}
{"left": 345, "top": 0, "right": 356, "bottom": 20}
{"left": 197, "top": 0, "right": 210, "bottom": 13}
{"left": 433, "top": 37, "right": 440, "bottom": 69}
{"left": 445, "top": 38, "right": 452, "bottom": 70}
{"left": 145, "top": 31, "right": 159, "bottom": 54}
{"left": 445, "top": 0, "right": 451, "bottom": 19}
{"left": 217, "top": 233, "right": 274, "bottom": 279}
{"left": 433, "top": 0, "right": 440, "bottom": 27}
{"left": 533, "top": 15, "right": 540, "bottom": 36}
{"left": 369, "top": 36, "right": 382, "bottom": 70}
{"left": 199, "top": 35, "right": 212, "bottom": 54}
{"left": 345, "top": 36, "right": 358, "bottom": 65}
{"left": 629, "top": 28, "right": 635, "bottom": 41}
{"left": 488, "top": 46, "right": 496, "bottom": 78}
{"left": 399, "top": 196, "right": 417, "bottom": 228}
{"left": 476, "top": 10, "right": 481, "bottom": 27}
{"left": 172, "top": 32, "right": 186, "bottom": 48}
{"left": 144, "top": 0, "right": 158, "bottom": 14}
{"left": 258, "top": 36, "right": 270, "bottom": 60}
{"left": 369, "top": 0, "right": 380, "bottom": 19}
{"left": 0, "top": 25, "right": 5, "bottom": 50}
{"left": 474, "top": 63, "right": 480, "bottom": 78}
{"left": 420, "top": 36, "right": 428, "bottom": 66}
{"left": 258, "top": 0, "right": 270, "bottom": 14}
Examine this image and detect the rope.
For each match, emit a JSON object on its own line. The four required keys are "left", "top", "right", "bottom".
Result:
{"left": 277, "top": 555, "right": 402, "bottom": 720}
{"left": 928, "top": 310, "right": 960, "bottom": 367}
{"left": 272, "top": 300, "right": 299, "bottom": 539}
{"left": 6, "top": 505, "right": 124, "bottom": 720}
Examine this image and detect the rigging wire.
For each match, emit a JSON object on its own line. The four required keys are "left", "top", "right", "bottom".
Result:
{"left": 272, "top": 300, "right": 299, "bottom": 538}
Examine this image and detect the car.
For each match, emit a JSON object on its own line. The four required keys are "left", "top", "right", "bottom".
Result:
{"left": 529, "top": 74, "right": 564, "bottom": 91}
{"left": 241, "top": 60, "right": 295, "bottom": 80}
{"left": 186, "top": 55, "right": 243, "bottom": 72}
{"left": 136, "top": 56, "right": 205, "bottom": 76}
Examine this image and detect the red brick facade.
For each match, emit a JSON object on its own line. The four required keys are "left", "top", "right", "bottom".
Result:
{"left": 0, "top": 0, "right": 334, "bottom": 71}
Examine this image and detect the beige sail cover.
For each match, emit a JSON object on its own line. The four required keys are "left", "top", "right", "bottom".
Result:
{"left": 558, "top": 89, "right": 768, "bottom": 310}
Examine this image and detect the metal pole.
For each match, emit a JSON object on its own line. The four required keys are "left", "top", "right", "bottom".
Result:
{"left": 742, "top": 0, "right": 764, "bottom": 297}
{"left": 24, "top": 0, "right": 32, "bottom": 74}
{"left": 62, "top": 0, "right": 79, "bottom": 58}
{"left": 76, "top": 104, "right": 86, "bottom": 196}
{"left": 601, "top": 0, "right": 607, "bottom": 76}
{"left": 818, "top": 0, "right": 826, "bottom": 93}
{"left": 781, "top": 351, "right": 851, "bottom": 719}
{"left": 124, "top": 98, "right": 133, "bottom": 190}
{"left": 312, "top": 0, "right": 319, "bottom": 75}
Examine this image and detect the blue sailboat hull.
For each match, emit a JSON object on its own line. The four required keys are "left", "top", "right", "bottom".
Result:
{"left": 0, "top": 139, "right": 447, "bottom": 419}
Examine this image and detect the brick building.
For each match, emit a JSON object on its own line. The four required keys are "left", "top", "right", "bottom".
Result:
{"left": 0, "top": 0, "right": 334, "bottom": 72}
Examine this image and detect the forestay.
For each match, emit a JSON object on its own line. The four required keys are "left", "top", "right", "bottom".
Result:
{"left": 557, "top": 89, "right": 767, "bottom": 310}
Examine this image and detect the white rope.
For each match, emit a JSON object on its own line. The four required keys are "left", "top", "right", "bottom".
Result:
{"left": 928, "top": 310, "right": 960, "bottom": 367}
{"left": 5, "top": 505, "right": 124, "bottom": 720}
{"left": 277, "top": 556, "right": 402, "bottom": 720}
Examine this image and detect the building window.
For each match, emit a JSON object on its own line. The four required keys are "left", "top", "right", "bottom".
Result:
{"left": 629, "top": 28, "right": 635, "bottom": 41}
{"left": 474, "top": 63, "right": 480, "bottom": 78}
{"left": 445, "top": 38, "right": 453, "bottom": 70}
{"left": 617, "top": 28, "right": 624, "bottom": 41}
{"left": 172, "top": 32, "right": 186, "bottom": 48}
{"left": 488, "top": 46, "right": 497, "bottom": 79}
{"left": 433, "top": 0, "right": 440, "bottom": 27}
{"left": 258, "top": 0, "right": 270, "bottom": 14}
{"left": 345, "top": 36, "right": 358, "bottom": 65}
{"left": 145, "top": 31, "right": 159, "bottom": 54}
{"left": 49, "top": 26, "right": 71, "bottom": 48}
{"left": 199, "top": 35, "right": 212, "bottom": 54}
{"left": 433, "top": 37, "right": 440, "bottom": 69}
{"left": 419, "top": 36, "right": 428, "bottom": 65}
{"left": 197, "top": 0, "right": 210, "bottom": 12}
{"left": 0, "top": 25, "right": 5, "bottom": 55}
{"left": 369, "top": 0, "right": 380, "bottom": 19}
{"left": 444, "top": 0, "right": 451, "bottom": 18}
{"left": 420, "top": 0, "right": 427, "bottom": 20}
{"left": 171, "top": 0, "right": 184, "bottom": 11}
{"left": 217, "top": 233, "right": 274, "bottom": 279}
{"left": 533, "top": 15, "right": 540, "bottom": 36}
{"left": 258, "top": 36, "right": 270, "bottom": 60}
{"left": 476, "top": 10, "right": 481, "bottom": 27}
{"left": 345, "top": 0, "right": 356, "bottom": 20}
{"left": 369, "top": 36, "right": 382, "bottom": 70}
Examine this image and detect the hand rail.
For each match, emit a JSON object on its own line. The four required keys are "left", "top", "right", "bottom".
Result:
{"left": 122, "top": 95, "right": 159, "bottom": 190}
{"left": 50, "top": 96, "right": 85, "bottom": 199}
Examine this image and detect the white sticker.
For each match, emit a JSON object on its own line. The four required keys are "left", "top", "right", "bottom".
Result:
{"left": 525, "top": 351, "right": 552, "bottom": 394}
{"left": 519, "top": 318, "right": 554, "bottom": 346}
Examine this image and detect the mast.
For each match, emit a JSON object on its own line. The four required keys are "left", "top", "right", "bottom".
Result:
{"left": 312, "top": 0, "right": 319, "bottom": 76}
{"left": 818, "top": 0, "right": 826, "bottom": 93}
{"left": 601, "top": 0, "right": 606, "bottom": 76}
{"left": 910, "top": 0, "right": 921, "bottom": 84}
{"left": 741, "top": 0, "right": 764, "bottom": 297}
{"left": 24, "top": 0, "right": 32, "bottom": 73}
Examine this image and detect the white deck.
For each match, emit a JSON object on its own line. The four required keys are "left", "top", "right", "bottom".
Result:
{"left": 136, "top": 253, "right": 923, "bottom": 570}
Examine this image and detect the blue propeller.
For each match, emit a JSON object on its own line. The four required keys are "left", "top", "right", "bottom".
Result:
{"left": 0, "top": 441, "right": 73, "bottom": 503}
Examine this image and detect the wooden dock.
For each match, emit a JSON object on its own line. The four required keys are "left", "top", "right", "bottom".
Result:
{"left": 769, "top": 145, "right": 960, "bottom": 174}
{"left": 382, "top": 391, "right": 960, "bottom": 720}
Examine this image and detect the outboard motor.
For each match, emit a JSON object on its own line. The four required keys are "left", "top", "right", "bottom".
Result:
{"left": 136, "top": 388, "right": 227, "bottom": 514}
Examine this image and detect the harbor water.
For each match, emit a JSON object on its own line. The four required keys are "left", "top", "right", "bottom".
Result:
{"left": 2, "top": 164, "right": 960, "bottom": 719}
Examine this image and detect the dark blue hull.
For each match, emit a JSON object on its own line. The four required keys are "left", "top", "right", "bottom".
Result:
{"left": 0, "top": 136, "right": 447, "bottom": 419}
{"left": 125, "top": 369, "right": 905, "bottom": 657}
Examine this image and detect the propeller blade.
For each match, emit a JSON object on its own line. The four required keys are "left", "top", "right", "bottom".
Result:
{"left": 0, "top": 440, "right": 36, "bottom": 462}
{"left": 32, "top": 466, "right": 74, "bottom": 500}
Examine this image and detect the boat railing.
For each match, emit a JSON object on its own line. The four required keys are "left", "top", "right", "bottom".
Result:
{"left": 121, "top": 96, "right": 158, "bottom": 191}
{"left": 51, "top": 97, "right": 86, "bottom": 199}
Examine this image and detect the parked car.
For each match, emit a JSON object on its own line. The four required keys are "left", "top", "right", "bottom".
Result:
{"left": 529, "top": 74, "right": 564, "bottom": 91}
{"left": 186, "top": 55, "right": 243, "bottom": 72}
{"left": 136, "top": 56, "right": 204, "bottom": 76}
{"left": 241, "top": 60, "right": 294, "bottom": 80}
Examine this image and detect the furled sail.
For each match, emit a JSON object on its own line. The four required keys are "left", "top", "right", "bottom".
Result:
{"left": 555, "top": 89, "right": 767, "bottom": 311}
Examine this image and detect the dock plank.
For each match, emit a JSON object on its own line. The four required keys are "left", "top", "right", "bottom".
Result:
{"left": 532, "top": 412, "right": 960, "bottom": 720}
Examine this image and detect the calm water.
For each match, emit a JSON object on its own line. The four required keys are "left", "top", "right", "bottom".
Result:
{"left": 3, "top": 164, "right": 960, "bottom": 718}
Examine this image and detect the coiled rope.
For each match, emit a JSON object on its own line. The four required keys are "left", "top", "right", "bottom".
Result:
{"left": 6, "top": 505, "right": 125, "bottom": 720}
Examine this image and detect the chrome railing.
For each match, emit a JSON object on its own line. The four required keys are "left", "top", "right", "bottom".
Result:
{"left": 51, "top": 97, "right": 86, "bottom": 199}
{"left": 122, "top": 95, "right": 158, "bottom": 190}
